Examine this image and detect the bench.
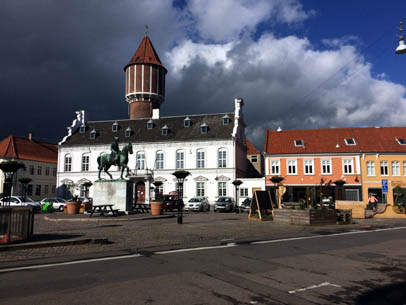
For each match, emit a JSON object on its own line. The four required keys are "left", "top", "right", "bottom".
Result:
{"left": 133, "top": 203, "right": 150, "bottom": 213}
{"left": 89, "top": 204, "right": 118, "bottom": 217}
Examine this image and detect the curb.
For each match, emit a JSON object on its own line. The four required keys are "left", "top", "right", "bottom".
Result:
{"left": 43, "top": 214, "right": 175, "bottom": 222}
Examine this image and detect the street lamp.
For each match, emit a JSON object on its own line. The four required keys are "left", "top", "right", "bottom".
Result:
{"left": 396, "top": 21, "right": 406, "bottom": 54}
{"left": 232, "top": 179, "right": 243, "bottom": 213}
{"left": 152, "top": 180, "right": 163, "bottom": 201}
{"left": 0, "top": 161, "right": 25, "bottom": 207}
{"left": 172, "top": 170, "right": 191, "bottom": 224}
{"left": 18, "top": 177, "right": 32, "bottom": 201}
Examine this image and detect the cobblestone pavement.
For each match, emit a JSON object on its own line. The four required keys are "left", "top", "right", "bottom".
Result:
{"left": 1, "top": 211, "right": 405, "bottom": 265}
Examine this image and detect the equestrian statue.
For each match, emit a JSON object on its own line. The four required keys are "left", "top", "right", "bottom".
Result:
{"left": 97, "top": 137, "right": 133, "bottom": 180}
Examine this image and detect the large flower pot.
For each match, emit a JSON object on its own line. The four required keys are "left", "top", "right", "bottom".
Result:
{"left": 66, "top": 201, "right": 81, "bottom": 214}
{"left": 150, "top": 201, "right": 164, "bottom": 216}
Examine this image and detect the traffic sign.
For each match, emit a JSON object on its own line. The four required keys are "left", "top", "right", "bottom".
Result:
{"left": 381, "top": 179, "right": 388, "bottom": 193}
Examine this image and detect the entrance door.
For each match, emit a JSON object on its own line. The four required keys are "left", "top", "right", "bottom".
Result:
{"left": 136, "top": 182, "right": 145, "bottom": 203}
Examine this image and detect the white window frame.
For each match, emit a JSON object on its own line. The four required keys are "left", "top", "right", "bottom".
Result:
{"left": 184, "top": 118, "right": 191, "bottom": 127}
{"left": 271, "top": 160, "right": 280, "bottom": 175}
{"left": 136, "top": 152, "right": 145, "bottom": 170}
{"left": 176, "top": 150, "right": 185, "bottom": 169}
{"left": 196, "top": 182, "right": 205, "bottom": 197}
{"left": 218, "top": 148, "right": 227, "bottom": 168}
{"left": 321, "top": 159, "right": 332, "bottom": 175}
{"left": 64, "top": 155, "right": 72, "bottom": 172}
{"left": 287, "top": 159, "right": 297, "bottom": 175}
{"left": 303, "top": 159, "right": 314, "bottom": 175}
{"left": 344, "top": 138, "right": 356, "bottom": 146}
{"left": 82, "top": 154, "right": 90, "bottom": 172}
{"left": 392, "top": 161, "right": 400, "bottom": 176}
{"left": 156, "top": 151, "right": 164, "bottom": 169}
{"left": 343, "top": 159, "right": 354, "bottom": 174}
{"left": 294, "top": 140, "right": 304, "bottom": 147}
{"left": 218, "top": 182, "right": 227, "bottom": 197}
{"left": 251, "top": 155, "right": 258, "bottom": 162}
{"left": 112, "top": 122, "right": 119, "bottom": 132}
{"left": 380, "top": 161, "right": 388, "bottom": 176}
{"left": 240, "top": 188, "right": 248, "bottom": 197}
{"left": 366, "top": 161, "right": 375, "bottom": 176}
{"left": 197, "top": 149, "right": 205, "bottom": 169}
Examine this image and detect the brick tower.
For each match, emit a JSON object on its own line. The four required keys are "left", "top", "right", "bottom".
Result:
{"left": 124, "top": 36, "right": 167, "bottom": 119}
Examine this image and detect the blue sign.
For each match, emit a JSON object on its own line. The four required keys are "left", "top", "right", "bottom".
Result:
{"left": 382, "top": 179, "right": 388, "bottom": 193}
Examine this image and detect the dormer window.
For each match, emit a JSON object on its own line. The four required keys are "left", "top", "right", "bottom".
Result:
{"left": 200, "top": 123, "right": 208, "bottom": 134}
{"left": 147, "top": 119, "right": 154, "bottom": 130}
{"left": 79, "top": 124, "right": 86, "bottom": 134}
{"left": 396, "top": 138, "right": 406, "bottom": 145}
{"left": 125, "top": 127, "right": 132, "bottom": 137}
{"left": 294, "top": 140, "right": 304, "bottom": 147}
{"left": 222, "top": 114, "right": 230, "bottom": 125}
{"left": 112, "top": 122, "right": 119, "bottom": 132}
{"left": 344, "top": 138, "right": 356, "bottom": 145}
{"left": 89, "top": 129, "right": 96, "bottom": 139}
{"left": 184, "top": 117, "right": 191, "bottom": 127}
{"left": 162, "top": 125, "right": 169, "bottom": 136}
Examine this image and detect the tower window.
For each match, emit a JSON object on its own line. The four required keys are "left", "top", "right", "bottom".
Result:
{"left": 90, "top": 129, "right": 96, "bottom": 139}
{"left": 125, "top": 127, "right": 132, "bottom": 137}
{"left": 112, "top": 122, "right": 119, "bottom": 132}
{"left": 147, "top": 119, "right": 154, "bottom": 130}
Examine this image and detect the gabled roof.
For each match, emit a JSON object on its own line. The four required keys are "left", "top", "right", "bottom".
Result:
{"left": 264, "top": 127, "right": 406, "bottom": 155}
{"left": 246, "top": 138, "right": 260, "bottom": 154}
{"left": 61, "top": 113, "right": 235, "bottom": 146}
{"left": 124, "top": 36, "right": 166, "bottom": 72}
{"left": 0, "top": 136, "right": 57, "bottom": 163}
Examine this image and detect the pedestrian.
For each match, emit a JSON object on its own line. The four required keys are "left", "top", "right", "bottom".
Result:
{"left": 368, "top": 194, "right": 378, "bottom": 211}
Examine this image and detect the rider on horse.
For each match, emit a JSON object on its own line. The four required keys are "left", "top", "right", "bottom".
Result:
{"left": 110, "top": 137, "right": 121, "bottom": 166}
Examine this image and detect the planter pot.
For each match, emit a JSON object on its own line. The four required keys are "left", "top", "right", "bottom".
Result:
{"left": 150, "top": 201, "right": 164, "bottom": 216}
{"left": 66, "top": 201, "right": 81, "bottom": 214}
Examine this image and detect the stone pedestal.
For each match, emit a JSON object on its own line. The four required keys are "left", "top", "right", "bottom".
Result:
{"left": 93, "top": 180, "right": 133, "bottom": 212}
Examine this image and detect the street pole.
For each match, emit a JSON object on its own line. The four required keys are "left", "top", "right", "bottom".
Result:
{"left": 172, "top": 171, "right": 191, "bottom": 225}
{"left": 232, "top": 179, "right": 242, "bottom": 213}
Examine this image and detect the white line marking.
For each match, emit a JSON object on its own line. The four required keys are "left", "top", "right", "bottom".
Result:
{"left": 288, "top": 282, "right": 342, "bottom": 294}
{"left": 1, "top": 226, "right": 405, "bottom": 273}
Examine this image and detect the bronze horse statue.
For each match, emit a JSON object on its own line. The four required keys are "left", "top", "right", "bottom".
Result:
{"left": 97, "top": 142, "right": 133, "bottom": 180}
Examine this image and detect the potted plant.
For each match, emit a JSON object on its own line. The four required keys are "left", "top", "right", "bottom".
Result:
{"left": 66, "top": 195, "right": 82, "bottom": 214}
{"left": 151, "top": 181, "right": 164, "bottom": 215}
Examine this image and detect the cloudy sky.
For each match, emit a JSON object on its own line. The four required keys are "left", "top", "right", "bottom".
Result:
{"left": 1, "top": 0, "right": 406, "bottom": 149}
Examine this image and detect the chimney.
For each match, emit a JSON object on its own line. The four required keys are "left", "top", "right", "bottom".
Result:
{"left": 28, "top": 133, "right": 32, "bottom": 141}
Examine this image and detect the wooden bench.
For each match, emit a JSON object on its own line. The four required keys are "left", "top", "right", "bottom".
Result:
{"left": 133, "top": 203, "right": 150, "bottom": 213}
{"left": 89, "top": 204, "right": 118, "bottom": 217}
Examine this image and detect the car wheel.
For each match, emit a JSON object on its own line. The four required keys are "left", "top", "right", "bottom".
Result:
{"left": 58, "top": 206, "right": 64, "bottom": 212}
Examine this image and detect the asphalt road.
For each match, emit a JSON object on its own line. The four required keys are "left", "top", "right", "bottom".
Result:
{"left": 1, "top": 227, "right": 406, "bottom": 305}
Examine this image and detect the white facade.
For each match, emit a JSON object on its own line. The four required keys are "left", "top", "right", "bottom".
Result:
{"left": 237, "top": 178, "right": 266, "bottom": 205}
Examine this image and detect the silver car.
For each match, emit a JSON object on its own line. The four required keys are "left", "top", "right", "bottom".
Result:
{"left": 0, "top": 196, "right": 41, "bottom": 211}
{"left": 214, "top": 197, "right": 235, "bottom": 212}
{"left": 184, "top": 197, "right": 210, "bottom": 212}
{"left": 40, "top": 197, "right": 67, "bottom": 211}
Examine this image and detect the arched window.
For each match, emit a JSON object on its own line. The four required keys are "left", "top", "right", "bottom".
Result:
{"left": 82, "top": 153, "right": 90, "bottom": 172}
{"left": 196, "top": 149, "right": 205, "bottom": 169}
{"left": 156, "top": 151, "right": 164, "bottom": 169}
{"left": 136, "top": 152, "right": 145, "bottom": 170}
{"left": 64, "top": 155, "right": 72, "bottom": 172}
{"left": 176, "top": 150, "right": 185, "bottom": 169}
{"left": 218, "top": 148, "right": 227, "bottom": 168}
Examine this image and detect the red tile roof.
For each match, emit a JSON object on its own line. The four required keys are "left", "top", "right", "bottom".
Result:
{"left": 124, "top": 36, "right": 166, "bottom": 71}
{"left": 0, "top": 136, "right": 57, "bottom": 163}
{"left": 246, "top": 138, "right": 260, "bottom": 154}
{"left": 265, "top": 127, "right": 406, "bottom": 154}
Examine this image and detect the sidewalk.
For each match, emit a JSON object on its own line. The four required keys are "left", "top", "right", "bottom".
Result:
{"left": 1, "top": 212, "right": 405, "bottom": 269}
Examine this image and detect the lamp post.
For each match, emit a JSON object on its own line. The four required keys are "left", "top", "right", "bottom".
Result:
{"left": 0, "top": 161, "right": 25, "bottom": 207}
{"left": 172, "top": 170, "right": 190, "bottom": 224}
{"left": 396, "top": 21, "right": 406, "bottom": 54}
{"left": 152, "top": 181, "right": 163, "bottom": 201}
{"left": 18, "top": 177, "right": 32, "bottom": 202}
{"left": 232, "top": 179, "right": 243, "bottom": 213}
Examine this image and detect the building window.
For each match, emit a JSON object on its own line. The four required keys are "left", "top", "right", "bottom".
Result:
{"left": 35, "top": 185, "right": 41, "bottom": 196}
{"left": 82, "top": 154, "right": 90, "bottom": 172}
{"left": 404, "top": 161, "right": 406, "bottom": 175}
{"left": 37, "top": 166, "right": 42, "bottom": 176}
{"left": 156, "top": 151, "right": 164, "bottom": 169}
{"left": 184, "top": 117, "right": 191, "bottom": 127}
{"left": 197, "top": 150, "right": 205, "bottom": 168}
{"left": 380, "top": 161, "right": 388, "bottom": 176}
{"left": 304, "top": 160, "right": 314, "bottom": 175}
{"left": 392, "top": 161, "right": 400, "bottom": 176}
{"left": 45, "top": 167, "right": 50, "bottom": 176}
{"left": 218, "top": 182, "right": 227, "bottom": 197}
{"left": 52, "top": 185, "right": 56, "bottom": 194}
{"left": 251, "top": 155, "right": 258, "bottom": 162}
{"left": 162, "top": 125, "right": 168, "bottom": 136}
{"left": 64, "top": 155, "right": 72, "bottom": 172}
{"left": 240, "top": 188, "right": 248, "bottom": 197}
{"left": 287, "top": 160, "right": 297, "bottom": 175}
{"left": 44, "top": 185, "right": 49, "bottom": 194}
{"left": 79, "top": 124, "right": 86, "bottom": 133}
{"left": 125, "top": 127, "right": 132, "bottom": 137}
{"left": 147, "top": 120, "right": 154, "bottom": 129}
{"left": 294, "top": 140, "right": 304, "bottom": 147}
{"left": 367, "top": 161, "right": 375, "bottom": 176}
{"left": 112, "top": 122, "right": 119, "bottom": 132}
{"left": 344, "top": 138, "right": 356, "bottom": 145}
{"left": 27, "top": 184, "right": 33, "bottom": 196}
{"left": 90, "top": 129, "right": 96, "bottom": 139}
{"left": 218, "top": 149, "right": 227, "bottom": 168}
{"left": 321, "top": 159, "right": 331, "bottom": 174}
{"left": 196, "top": 182, "right": 205, "bottom": 197}
{"left": 396, "top": 138, "right": 406, "bottom": 145}
{"left": 343, "top": 159, "right": 354, "bottom": 174}
{"left": 136, "top": 152, "right": 145, "bottom": 170}
{"left": 200, "top": 123, "right": 208, "bottom": 134}
{"left": 29, "top": 165, "right": 34, "bottom": 175}
{"left": 53, "top": 168, "right": 57, "bottom": 177}
{"left": 176, "top": 150, "right": 184, "bottom": 169}
{"left": 222, "top": 115, "right": 230, "bottom": 125}
{"left": 271, "top": 160, "right": 280, "bottom": 175}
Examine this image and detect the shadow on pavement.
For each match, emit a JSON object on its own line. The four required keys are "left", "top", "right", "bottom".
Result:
{"left": 355, "top": 282, "right": 406, "bottom": 305}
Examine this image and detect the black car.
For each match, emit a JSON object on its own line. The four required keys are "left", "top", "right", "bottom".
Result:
{"left": 239, "top": 198, "right": 252, "bottom": 213}
{"left": 162, "top": 194, "right": 178, "bottom": 211}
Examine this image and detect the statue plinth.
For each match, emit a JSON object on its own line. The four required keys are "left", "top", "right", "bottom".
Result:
{"left": 93, "top": 180, "right": 133, "bottom": 212}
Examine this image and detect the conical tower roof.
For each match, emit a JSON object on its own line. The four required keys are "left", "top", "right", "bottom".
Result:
{"left": 124, "top": 36, "right": 167, "bottom": 72}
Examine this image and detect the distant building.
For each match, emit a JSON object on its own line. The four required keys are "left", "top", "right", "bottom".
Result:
{"left": 245, "top": 138, "right": 263, "bottom": 177}
{"left": 0, "top": 135, "right": 58, "bottom": 200}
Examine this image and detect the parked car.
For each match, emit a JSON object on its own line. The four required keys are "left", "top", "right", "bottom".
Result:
{"left": 40, "top": 197, "right": 67, "bottom": 211}
{"left": 239, "top": 197, "right": 252, "bottom": 213}
{"left": 214, "top": 197, "right": 235, "bottom": 212}
{"left": 162, "top": 194, "right": 178, "bottom": 211}
{"left": 184, "top": 197, "right": 210, "bottom": 212}
{"left": 0, "top": 196, "right": 41, "bottom": 211}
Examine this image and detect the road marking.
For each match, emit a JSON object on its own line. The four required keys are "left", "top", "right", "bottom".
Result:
{"left": 1, "top": 226, "right": 405, "bottom": 273}
{"left": 288, "top": 282, "right": 342, "bottom": 294}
